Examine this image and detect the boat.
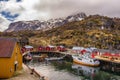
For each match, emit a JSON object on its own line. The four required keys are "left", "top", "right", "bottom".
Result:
{"left": 45, "top": 55, "right": 66, "bottom": 61}
{"left": 45, "top": 57, "right": 64, "bottom": 61}
{"left": 23, "top": 52, "right": 33, "bottom": 61}
{"left": 72, "top": 52, "right": 100, "bottom": 67}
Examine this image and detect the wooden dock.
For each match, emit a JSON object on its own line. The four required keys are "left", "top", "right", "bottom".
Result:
{"left": 45, "top": 56, "right": 65, "bottom": 61}
{"left": 95, "top": 56, "right": 120, "bottom": 64}
{"left": 22, "top": 51, "right": 30, "bottom": 56}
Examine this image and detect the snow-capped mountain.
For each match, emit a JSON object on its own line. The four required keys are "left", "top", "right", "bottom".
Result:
{"left": 5, "top": 12, "right": 86, "bottom": 32}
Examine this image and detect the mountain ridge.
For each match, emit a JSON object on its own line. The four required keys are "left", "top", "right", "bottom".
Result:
{"left": 5, "top": 12, "right": 86, "bottom": 32}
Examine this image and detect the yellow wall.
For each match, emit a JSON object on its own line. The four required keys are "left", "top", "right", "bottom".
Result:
{"left": 0, "top": 43, "right": 22, "bottom": 78}
{"left": 0, "top": 58, "right": 14, "bottom": 78}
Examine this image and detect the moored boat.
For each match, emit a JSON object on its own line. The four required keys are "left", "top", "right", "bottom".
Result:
{"left": 72, "top": 52, "right": 100, "bottom": 67}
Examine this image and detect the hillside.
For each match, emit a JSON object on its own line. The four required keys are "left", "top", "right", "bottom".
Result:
{"left": 1, "top": 15, "right": 120, "bottom": 49}
{"left": 28, "top": 15, "right": 120, "bottom": 49}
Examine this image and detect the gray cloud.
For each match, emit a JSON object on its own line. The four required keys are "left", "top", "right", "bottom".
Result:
{"left": 0, "top": 0, "right": 120, "bottom": 31}
{"left": 34, "top": 0, "right": 120, "bottom": 18}
{"left": 0, "top": 15, "right": 10, "bottom": 31}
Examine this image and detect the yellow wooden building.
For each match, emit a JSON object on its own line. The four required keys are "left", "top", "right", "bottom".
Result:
{"left": 0, "top": 38, "right": 22, "bottom": 79}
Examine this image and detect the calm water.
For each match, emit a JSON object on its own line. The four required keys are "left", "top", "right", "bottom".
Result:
{"left": 27, "top": 60, "right": 120, "bottom": 80}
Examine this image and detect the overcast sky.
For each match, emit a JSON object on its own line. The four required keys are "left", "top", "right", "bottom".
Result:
{"left": 0, "top": 0, "right": 120, "bottom": 31}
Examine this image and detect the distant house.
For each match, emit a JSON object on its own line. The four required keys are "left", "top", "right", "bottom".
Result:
{"left": 57, "top": 46, "right": 66, "bottom": 52}
{"left": 72, "top": 47, "right": 84, "bottom": 53}
{"left": 0, "top": 38, "right": 22, "bottom": 79}
{"left": 21, "top": 45, "right": 34, "bottom": 53}
{"left": 38, "top": 46, "right": 45, "bottom": 51}
{"left": 45, "top": 45, "right": 56, "bottom": 51}
{"left": 24, "top": 45, "right": 33, "bottom": 51}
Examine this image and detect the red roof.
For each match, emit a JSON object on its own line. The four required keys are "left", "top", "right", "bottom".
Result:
{"left": 102, "top": 52, "right": 112, "bottom": 56}
{"left": 0, "top": 38, "right": 18, "bottom": 58}
{"left": 111, "top": 53, "right": 120, "bottom": 57}
{"left": 102, "top": 52, "right": 120, "bottom": 57}
{"left": 81, "top": 49, "right": 87, "bottom": 54}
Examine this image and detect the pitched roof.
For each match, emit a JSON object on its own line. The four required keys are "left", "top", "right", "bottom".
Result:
{"left": 24, "top": 45, "right": 33, "bottom": 49}
{"left": 72, "top": 47, "right": 84, "bottom": 50}
{"left": 0, "top": 37, "right": 18, "bottom": 58}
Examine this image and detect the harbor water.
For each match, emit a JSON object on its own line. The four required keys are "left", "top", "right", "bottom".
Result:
{"left": 27, "top": 60, "right": 120, "bottom": 80}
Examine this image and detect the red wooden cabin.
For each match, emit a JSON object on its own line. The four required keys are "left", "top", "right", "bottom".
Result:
{"left": 45, "top": 45, "right": 56, "bottom": 51}
{"left": 101, "top": 52, "right": 112, "bottom": 58}
{"left": 100, "top": 52, "right": 120, "bottom": 60}
{"left": 111, "top": 53, "right": 120, "bottom": 60}
{"left": 21, "top": 45, "right": 33, "bottom": 53}
{"left": 21, "top": 47, "right": 26, "bottom": 53}
{"left": 57, "top": 46, "right": 66, "bottom": 52}
{"left": 38, "top": 46, "right": 45, "bottom": 51}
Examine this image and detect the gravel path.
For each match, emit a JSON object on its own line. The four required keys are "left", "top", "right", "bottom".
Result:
{"left": 3, "top": 64, "right": 40, "bottom": 80}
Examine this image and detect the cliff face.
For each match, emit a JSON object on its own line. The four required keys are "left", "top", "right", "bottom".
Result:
{"left": 5, "top": 13, "right": 86, "bottom": 32}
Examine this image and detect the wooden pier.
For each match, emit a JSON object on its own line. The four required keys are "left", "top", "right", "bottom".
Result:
{"left": 95, "top": 55, "right": 120, "bottom": 73}
{"left": 95, "top": 56, "right": 120, "bottom": 64}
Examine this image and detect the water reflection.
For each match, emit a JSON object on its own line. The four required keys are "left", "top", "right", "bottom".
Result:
{"left": 71, "top": 63, "right": 120, "bottom": 80}
{"left": 27, "top": 60, "right": 120, "bottom": 80}
{"left": 72, "top": 63, "right": 99, "bottom": 78}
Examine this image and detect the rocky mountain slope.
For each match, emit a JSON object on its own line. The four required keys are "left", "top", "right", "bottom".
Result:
{"left": 5, "top": 13, "right": 86, "bottom": 32}
{"left": 2, "top": 14, "right": 120, "bottom": 49}
{"left": 31, "top": 15, "right": 120, "bottom": 49}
